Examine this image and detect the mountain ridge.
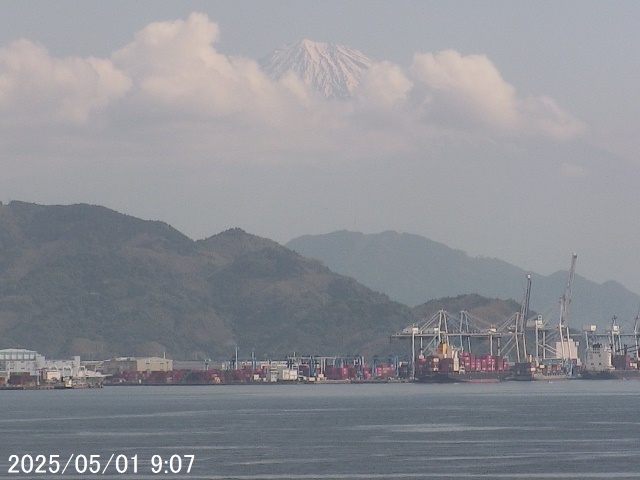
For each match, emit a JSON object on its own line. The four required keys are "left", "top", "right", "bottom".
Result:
{"left": 0, "top": 202, "right": 419, "bottom": 360}
{"left": 286, "top": 230, "right": 640, "bottom": 329}
{"left": 5, "top": 201, "right": 628, "bottom": 362}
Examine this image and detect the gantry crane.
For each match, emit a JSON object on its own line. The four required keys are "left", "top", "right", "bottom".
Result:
{"left": 514, "top": 274, "right": 531, "bottom": 363}
{"left": 558, "top": 253, "right": 577, "bottom": 360}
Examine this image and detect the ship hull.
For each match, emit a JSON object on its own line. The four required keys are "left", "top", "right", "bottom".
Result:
{"left": 415, "top": 371, "right": 509, "bottom": 384}
{"left": 580, "top": 369, "right": 640, "bottom": 380}
{"left": 509, "top": 373, "right": 572, "bottom": 381}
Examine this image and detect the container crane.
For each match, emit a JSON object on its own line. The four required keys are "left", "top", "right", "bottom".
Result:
{"left": 609, "top": 316, "right": 621, "bottom": 354}
{"left": 515, "top": 275, "right": 531, "bottom": 363}
{"left": 558, "top": 253, "right": 577, "bottom": 361}
{"left": 634, "top": 307, "right": 640, "bottom": 359}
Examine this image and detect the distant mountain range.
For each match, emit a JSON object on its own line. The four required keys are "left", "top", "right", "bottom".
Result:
{"left": 5, "top": 201, "right": 632, "bottom": 362}
{"left": 286, "top": 230, "right": 640, "bottom": 330}
{"left": 262, "top": 39, "right": 372, "bottom": 100}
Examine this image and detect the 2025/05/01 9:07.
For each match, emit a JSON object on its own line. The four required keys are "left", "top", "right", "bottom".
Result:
{"left": 7, "top": 453, "right": 195, "bottom": 475}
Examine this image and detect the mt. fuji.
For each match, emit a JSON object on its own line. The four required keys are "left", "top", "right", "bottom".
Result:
{"left": 262, "top": 39, "right": 373, "bottom": 100}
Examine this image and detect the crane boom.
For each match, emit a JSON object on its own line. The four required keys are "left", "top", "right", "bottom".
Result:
{"left": 634, "top": 305, "right": 640, "bottom": 357}
{"left": 560, "top": 253, "right": 577, "bottom": 327}
{"left": 516, "top": 274, "right": 532, "bottom": 363}
{"left": 559, "top": 253, "right": 577, "bottom": 360}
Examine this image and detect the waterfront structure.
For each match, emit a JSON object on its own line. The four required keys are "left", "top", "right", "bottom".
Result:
{"left": 0, "top": 349, "right": 40, "bottom": 375}
{"left": 102, "top": 356, "right": 173, "bottom": 375}
{"left": 0, "top": 349, "right": 84, "bottom": 376}
{"left": 0, "top": 348, "right": 103, "bottom": 387}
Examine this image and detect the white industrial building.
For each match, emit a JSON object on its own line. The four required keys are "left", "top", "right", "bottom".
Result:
{"left": 0, "top": 349, "right": 41, "bottom": 375}
{"left": 0, "top": 348, "right": 103, "bottom": 386}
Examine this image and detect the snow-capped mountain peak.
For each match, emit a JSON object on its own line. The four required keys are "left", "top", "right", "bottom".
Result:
{"left": 262, "top": 39, "right": 372, "bottom": 100}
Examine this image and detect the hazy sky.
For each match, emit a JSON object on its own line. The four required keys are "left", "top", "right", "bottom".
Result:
{"left": 2, "top": 2, "right": 640, "bottom": 298}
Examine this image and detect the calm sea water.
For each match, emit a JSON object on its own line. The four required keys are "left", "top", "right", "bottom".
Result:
{"left": 0, "top": 381, "right": 639, "bottom": 479}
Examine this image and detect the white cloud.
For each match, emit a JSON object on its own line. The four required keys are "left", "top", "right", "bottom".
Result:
{"left": 356, "top": 61, "right": 413, "bottom": 110}
{"left": 0, "top": 39, "right": 131, "bottom": 124}
{"left": 409, "top": 49, "right": 584, "bottom": 139}
{"left": 411, "top": 50, "right": 519, "bottom": 129}
{"left": 103, "top": 14, "right": 584, "bottom": 159}
{"left": 111, "top": 13, "right": 306, "bottom": 125}
{"left": 0, "top": 13, "right": 584, "bottom": 168}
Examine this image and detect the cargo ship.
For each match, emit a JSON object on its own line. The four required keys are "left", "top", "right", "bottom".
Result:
{"left": 509, "top": 360, "right": 575, "bottom": 381}
{"left": 579, "top": 343, "right": 640, "bottom": 380}
{"left": 414, "top": 342, "right": 509, "bottom": 383}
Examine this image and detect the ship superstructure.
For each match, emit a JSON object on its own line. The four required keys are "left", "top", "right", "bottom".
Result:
{"left": 580, "top": 313, "right": 640, "bottom": 379}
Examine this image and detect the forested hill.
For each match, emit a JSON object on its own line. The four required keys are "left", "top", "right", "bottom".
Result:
{"left": 0, "top": 201, "right": 419, "bottom": 360}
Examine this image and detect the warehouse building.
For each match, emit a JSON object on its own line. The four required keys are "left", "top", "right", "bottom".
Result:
{"left": 0, "top": 349, "right": 41, "bottom": 375}
{"left": 102, "top": 356, "right": 173, "bottom": 375}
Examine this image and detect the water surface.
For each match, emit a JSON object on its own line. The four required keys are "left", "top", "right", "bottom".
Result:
{"left": 0, "top": 381, "right": 637, "bottom": 479}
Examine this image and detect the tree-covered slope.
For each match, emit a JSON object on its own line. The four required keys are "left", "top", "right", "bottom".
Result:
{"left": 0, "top": 202, "right": 415, "bottom": 360}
